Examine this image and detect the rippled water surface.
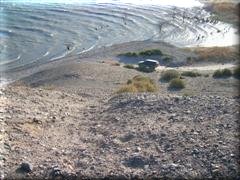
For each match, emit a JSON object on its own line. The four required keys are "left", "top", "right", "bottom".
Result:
{"left": 0, "top": 1, "right": 238, "bottom": 71}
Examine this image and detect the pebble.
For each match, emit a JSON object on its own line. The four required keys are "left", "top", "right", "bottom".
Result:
{"left": 135, "top": 147, "right": 141, "bottom": 152}
{"left": 50, "top": 165, "right": 62, "bottom": 177}
{"left": 192, "top": 148, "right": 200, "bottom": 155}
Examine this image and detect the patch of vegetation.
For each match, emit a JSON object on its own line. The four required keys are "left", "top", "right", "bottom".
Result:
{"left": 212, "top": 69, "right": 232, "bottom": 78}
{"left": 168, "top": 78, "right": 185, "bottom": 90}
{"left": 119, "top": 49, "right": 162, "bottom": 57}
{"left": 124, "top": 64, "right": 135, "bottom": 69}
{"left": 181, "top": 71, "right": 202, "bottom": 77}
{"left": 160, "top": 70, "right": 180, "bottom": 82}
{"left": 187, "top": 46, "right": 238, "bottom": 63}
{"left": 233, "top": 66, "right": 240, "bottom": 79}
{"left": 121, "top": 52, "right": 138, "bottom": 57}
{"left": 117, "top": 75, "right": 157, "bottom": 93}
{"left": 139, "top": 49, "right": 162, "bottom": 56}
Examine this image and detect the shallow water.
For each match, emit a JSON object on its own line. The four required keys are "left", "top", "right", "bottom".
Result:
{"left": 0, "top": 1, "right": 238, "bottom": 72}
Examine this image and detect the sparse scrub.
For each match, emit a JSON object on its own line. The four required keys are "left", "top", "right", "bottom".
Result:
{"left": 213, "top": 68, "right": 232, "bottom": 78}
{"left": 181, "top": 71, "right": 201, "bottom": 77}
{"left": 168, "top": 78, "right": 185, "bottom": 90}
{"left": 124, "top": 64, "right": 135, "bottom": 69}
{"left": 117, "top": 84, "right": 138, "bottom": 93}
{"left": 186, "top": 46, "right": 238, "bottom": 63}
{"left": 117, "top": 75, "right": 157, "bottom": 93}
{"left": 119, "top": 49, "right": 162, "bottom": 57}
{"left": 120, "top": 52, "right": 138, "bottom": 57}
{"left": 139, "top": 49, "right": 162, "bottom": 56}
{"left": 233, "top": 66, "right": 240, "bottom": 79}
{"left": 160, "top": 70, "right": 180, "bottom": 82}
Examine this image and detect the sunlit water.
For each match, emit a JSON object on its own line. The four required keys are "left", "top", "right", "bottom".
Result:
{"left": 0, "top": 0, "right": 238, "bottom": 73}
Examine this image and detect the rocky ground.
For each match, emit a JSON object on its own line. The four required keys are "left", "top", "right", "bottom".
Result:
{"left": 1, "top": 58, "right": 240, "bottom": 179}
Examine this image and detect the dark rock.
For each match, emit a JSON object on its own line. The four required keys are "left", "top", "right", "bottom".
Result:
{"left": 50, "top": 165, "right": 63, "bottom": 178}
{"left": 32, "top": 117, "right": 41, "bottom": 124}
{"left": 191, "top": 148, "right": 200, "bottom": 155}
{"left": 18, "top": 162, "right": 33, "bottom": 173}
{"left": 119, "top": 133, "right": 135, "bottom": 142}
{"left": 124, "top": 155, "right": 148, "bottom": 168}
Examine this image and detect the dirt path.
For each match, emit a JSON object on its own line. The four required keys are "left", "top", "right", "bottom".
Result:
{"left": 156, "top": 63, "right": 237, "bottom": 72}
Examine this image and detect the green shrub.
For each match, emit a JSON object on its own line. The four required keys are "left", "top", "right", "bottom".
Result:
{"left": 222, "top": 69, "right": 232, "bottom": 76}
{"left": 181, "top": 71, "right": 201, "bottom": 77}
{"left": 168, "top": 78, "right": 185, "bottom": 90}
{"left": 117, "top": 84, "right": 138, "bottom": 93}
{"left": 160, "top": 70, "right": 180, "bottom": 82}
{"left": 119, "top": 49, "right": 162, "bottom": 57}
{"left": 233, "top": 66, "right": 240, "bottom": 79}
{"left": 117, "top": 75, "right": 157, "bottom": 93}
{"left": 120, "top": 52, "right": 138, "bottom": 57}
{"left": 139, "top": 49, "right": 162, "bottom": 56}
{"left": 124, "top": 64, "right": 135, "bottom": 69}
{"left": 213, "top": 68, "right": 232, "bottom": 78}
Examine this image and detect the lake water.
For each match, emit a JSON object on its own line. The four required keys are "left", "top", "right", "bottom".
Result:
{"left": 0, "top": 0, "right": 238, "bottom": 72}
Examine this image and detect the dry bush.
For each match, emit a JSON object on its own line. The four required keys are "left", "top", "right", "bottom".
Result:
{"left": 117, "top": 75, "right": 157, "bottom": 93}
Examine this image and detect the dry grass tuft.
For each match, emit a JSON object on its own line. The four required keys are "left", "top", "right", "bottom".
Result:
{"left": 117, "top": 75, "right": 158, "bottom": 93}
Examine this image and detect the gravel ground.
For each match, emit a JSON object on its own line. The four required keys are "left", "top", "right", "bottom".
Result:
{"left": 1, "top": 58, "right": 240, "bottom": 179}
{"left": 1, "top": 85, "right": 239, "bottom": 179}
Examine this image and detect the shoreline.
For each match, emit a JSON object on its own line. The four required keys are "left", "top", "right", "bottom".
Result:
{"left": 1, "top": 0, "right": 239, "bottom": 74}
{"left": 1, "top": 38, "right": 239, "bottom": 88}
